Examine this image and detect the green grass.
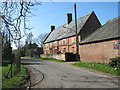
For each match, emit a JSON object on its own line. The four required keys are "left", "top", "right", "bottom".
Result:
{"left": 2, "top": 64, "right": 19, "bottom": 80}
{"left": 2, "top": 60, "right": 11, "bottom": 63}
{"left": 73, "top": 62, "right": 120, "bottom": 75}
{"left": 24, "top": 56, "right": 65, "bottom": 62}
{"left": 2, "top": 65, "right": 29, "bottom": 88}
{"left": 2, "top": 59, "right": 11, "bottom": 66}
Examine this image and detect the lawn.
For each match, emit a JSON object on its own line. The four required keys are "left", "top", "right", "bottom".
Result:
{"left": 24, "top": 56, "right": 65, "bottom": 62}
{"left": 2, "top": 59, "right": 11, "bottom": 63}
{"left": 73, "top": 62, "right": 120, "bottom": 75}
{"left": 2, "top": 59, "right": 11, "bottom": 66}
{"left": 2, "top": 62, "right": 29, "bottom": 88}
{"left": 2, "top": 59, "right": 18, "bottom": 80}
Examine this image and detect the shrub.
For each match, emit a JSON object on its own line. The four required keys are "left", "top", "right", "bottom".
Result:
{"left": 109, "top": 57, "right": 120, "bottom": 70}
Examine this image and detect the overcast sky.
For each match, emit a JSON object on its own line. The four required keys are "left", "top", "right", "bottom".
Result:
{"left": 12, "top": 2, "right": 119, "bottom": 49}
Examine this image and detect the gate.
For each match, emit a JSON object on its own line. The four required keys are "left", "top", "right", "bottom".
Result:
{"left": 65, "top": 53, "right": 77, "bottom": 61}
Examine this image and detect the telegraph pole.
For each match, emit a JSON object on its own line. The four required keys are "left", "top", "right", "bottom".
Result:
{"left": 74, "top": 3, "right": 80, "bottom": 62}
{"left": 0, "top": 12, "right": 2, "bottom": 90}
{"left": 0, "top": 13, "right": 2, "bottom": 65}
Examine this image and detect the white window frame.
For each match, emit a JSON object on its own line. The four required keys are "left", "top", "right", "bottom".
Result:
{"left": 55, "top": 41, "right": 57, "bottom": 46}
{"left": 63, "top": 47, "right": 66, "bottom": 53}
{"left": 50, "top": 42, "right": 52, "bottom": 47}
{"left": 55, "top": 49, "right": 57, "bottom": 54}
{"left": 62, "top": 39, "right": 66, "bottom": 44}
{"left": 71, "top": 47, "right": 74, "bottom": 52}
{"left": 46, "top": 50, "right": 48, "bottom": 54}
{"left": 71, "top": 37, "right": 74, "bottom": 43}
{"left": 46, "top": 43, "right": 48, "bottom": 48}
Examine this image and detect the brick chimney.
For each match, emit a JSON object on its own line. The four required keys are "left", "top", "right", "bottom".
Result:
{"left": 51, "top": 26, "right": 55, "bottom": 32}
{"left": 67, "top": 13, "right": 72, "bottom": 25}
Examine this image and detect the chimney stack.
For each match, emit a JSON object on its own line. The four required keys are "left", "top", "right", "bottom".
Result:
{"left": 67, "top": 13, "right": 72, "bottom": 25}
{"left": 51, "top": 26, "right": 55, "bottom": 32}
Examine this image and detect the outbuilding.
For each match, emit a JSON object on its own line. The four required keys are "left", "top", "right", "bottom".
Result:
{"left": 80, "top": 17, "right": 120, "bottom": 63}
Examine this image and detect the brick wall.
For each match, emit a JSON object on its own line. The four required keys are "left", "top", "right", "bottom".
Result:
{"left": 79, "top": 40, "right": 119, "bottom": 63}
{"left": 44, "top": 38, "right": 120, "bottom": 63}
{"left": 41, "top": 53, "right": 77, "bottom": 61}
{"left": 41, "top": 54, "right": 66, "bottom": 61}
{"left": 44, "top": 35, "right": 79, "bottom": 54}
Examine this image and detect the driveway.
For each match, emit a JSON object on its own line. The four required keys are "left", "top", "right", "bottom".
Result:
{"left": 21, "top": 58, "right": 119, "bottom": 88}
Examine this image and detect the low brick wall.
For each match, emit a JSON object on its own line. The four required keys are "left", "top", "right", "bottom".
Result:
{"left": 41, "top": 54, "right": 66, "bottom": 61}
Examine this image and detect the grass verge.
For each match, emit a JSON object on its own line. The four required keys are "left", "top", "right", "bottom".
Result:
{"left": 73, "top": 62, "right": 120, "bottom": 75}
{"left": 2, "top": 59, "right": 11, "bottom": 66}
{"left": 2, "top": 60, "right": 11, "bottom": 63}
{"left": 2, "top": 65, "right": 29, "bottom": 88}
{"left": 24, "top": 56, "right": 64, "bottom": 62}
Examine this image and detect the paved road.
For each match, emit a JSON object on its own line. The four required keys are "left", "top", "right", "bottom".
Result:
{"left": 21, "top": 58, "right": 119, "bottom": 88}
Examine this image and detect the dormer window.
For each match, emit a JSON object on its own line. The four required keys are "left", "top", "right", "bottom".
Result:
{"left": 62, "top": 39, "right": 66, "bottom": 44}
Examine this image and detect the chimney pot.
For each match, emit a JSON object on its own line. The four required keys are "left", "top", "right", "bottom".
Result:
{"left": 51, "top": 26, "right": 55, "bottom": 32}
{"left": 67, "top": 13, "right": 72, "bottom": 25}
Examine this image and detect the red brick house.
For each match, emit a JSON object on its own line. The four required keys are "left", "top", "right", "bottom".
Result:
{"left": 43, "top": 11, "right": 101, "bottom": 55}
{"left": 43, "top": 11, "right": 120, "bottom": 63}
{"left": 80, "top": 17, "right": 120, "bottom": 63}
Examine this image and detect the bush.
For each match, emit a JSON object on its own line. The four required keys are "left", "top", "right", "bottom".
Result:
{"left": 109, "top": 57, "right": 120, "bottom": 70}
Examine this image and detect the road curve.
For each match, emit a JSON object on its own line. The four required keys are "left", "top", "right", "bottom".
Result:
{"left": 21, "top": 58, "right": 119, "bottom": 88}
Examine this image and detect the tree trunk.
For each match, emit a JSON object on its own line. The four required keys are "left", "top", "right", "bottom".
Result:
{"left": 14, "top": 50, "right": 21, "bottom": 73}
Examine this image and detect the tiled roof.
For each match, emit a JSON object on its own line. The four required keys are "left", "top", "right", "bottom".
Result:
{"left": 80, "top": 17, "right": 120, "bottom": 44}
{"left": 44, "top": 12, "right": 92, "bottom": 43}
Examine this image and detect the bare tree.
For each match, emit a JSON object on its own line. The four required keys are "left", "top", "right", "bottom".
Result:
{"left": 26, "top": 32, "right": 33, "bottom": 43}
{"left": 34, "top": 33, "right": 48, "bottom": 47}
{"left": 0, "top": 0, "right": 41, "bottom": 74}
{"left": 0, "top": 0, "right": 41, "bottom": 47}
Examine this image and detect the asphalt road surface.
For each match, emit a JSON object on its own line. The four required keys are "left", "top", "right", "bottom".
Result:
{"left": 21, "top": 58, "right": 119, "bottom": 88}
